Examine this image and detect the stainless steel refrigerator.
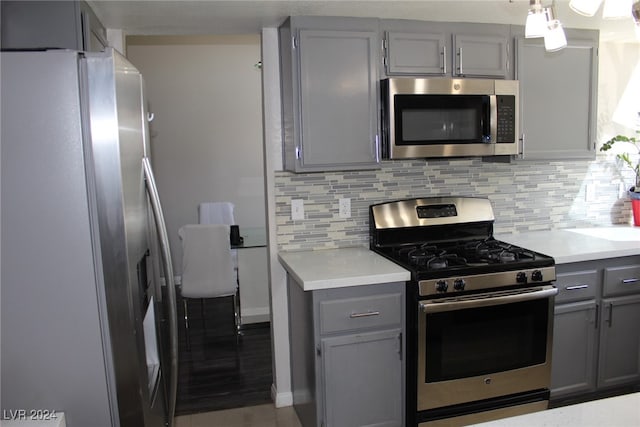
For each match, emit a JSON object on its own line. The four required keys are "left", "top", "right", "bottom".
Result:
{"left": 1, "top": 48, "right": 178, "bottom": 427}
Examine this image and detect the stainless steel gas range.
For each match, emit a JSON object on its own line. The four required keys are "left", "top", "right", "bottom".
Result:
{"left": 369, "top": 197, "right": 558, "bottom": 426}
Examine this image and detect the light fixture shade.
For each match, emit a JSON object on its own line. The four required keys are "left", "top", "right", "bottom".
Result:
{"left": 545, "top": 20, "right": 568, "bottom": 52}
{"left": 570, "top": 0, "right": 604, "bottom": 16}
{"left": 525, "top": 9, "right": 547, "bottom": 38}
{"left": 603, "top": 0, "right": 632, "bottom": 19}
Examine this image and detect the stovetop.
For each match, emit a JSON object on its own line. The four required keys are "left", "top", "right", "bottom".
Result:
{"left": 375, "top": 237, "right": 554, "bottom": 280}
{"left": 369, "top": 197, "right": 556, "bottom": 296}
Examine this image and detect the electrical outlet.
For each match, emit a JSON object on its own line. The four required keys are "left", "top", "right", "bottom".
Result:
{"left": 291, "top": 199, "right": 304, "bottom": 220}
{"left": 339, "top": 198, "right": 351, "bottom": 218}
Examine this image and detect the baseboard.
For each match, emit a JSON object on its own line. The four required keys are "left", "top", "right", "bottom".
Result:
{"left": 241, "top": 307, "right": 270, "bottom": 324}
{"left": 271, "top": 383, "right": 293, "bottom": 408}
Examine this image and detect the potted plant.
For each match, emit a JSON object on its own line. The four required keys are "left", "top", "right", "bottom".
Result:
{"left": 600, "top": 130, "right": 640, "bottom": 224}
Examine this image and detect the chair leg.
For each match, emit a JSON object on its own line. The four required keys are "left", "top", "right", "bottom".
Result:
{"left": 200, "top": 298, "right": 206, "bottom": 334}
{"left": 183, "top": 298, "right": 191, "bottom": 351}
{"left": 233, "top": 290, "right": 242, "bottom": 337}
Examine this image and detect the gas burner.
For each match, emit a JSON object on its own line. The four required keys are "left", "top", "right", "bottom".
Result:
{"left": 426, "top": 254, "right": 468, "bottom": 270}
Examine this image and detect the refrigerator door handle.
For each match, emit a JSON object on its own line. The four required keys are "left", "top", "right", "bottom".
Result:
{"left": 143, "top": 157, "right": 178, "bottom": 426}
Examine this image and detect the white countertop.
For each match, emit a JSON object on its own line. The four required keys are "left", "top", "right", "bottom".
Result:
{"left": 278, "top": 246, "right": 411, "bottom": 291}
{"left": 471, "top": 392, "right": 640, "bottom": 427}
{"left": 279, "top": 227, "right": 640, "bottom": 291}
{"left": 495, "top": 226, "right": 640, "bottom": 264}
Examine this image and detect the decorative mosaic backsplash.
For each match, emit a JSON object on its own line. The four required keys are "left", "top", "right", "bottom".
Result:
{"left": 275, "top": 156, "right": 635, "bottom": 251}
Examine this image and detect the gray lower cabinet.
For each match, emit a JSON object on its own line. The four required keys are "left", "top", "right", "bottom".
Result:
{"left": 599, "top": 263, "right": 640, "bottom": 388}
{"left": 515, "top": 28, "right": 599, "bottom": 160}
{"left": 551, "top": 258, "right": 640, "bottom": 402}
{"left": 381, "top": 20, "right": 512, "bottom": 79}
{"left": 551, "top": 300, "right": 598, "bottom": 397}
{"left": 321, "top": 330, "right": 402, "bottom": 427}
{"left": 279, "top": 16, "right": 380, "bottom": 172}
{"left": 1, "top": 0, "right": 107, "bottom": 52}
{"left": 288, "top": 278, "right": 404, "bottom": 427}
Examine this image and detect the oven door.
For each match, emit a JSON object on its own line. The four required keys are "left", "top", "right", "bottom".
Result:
{"left": 417, "top": 285, "right": 557, "bottom": 411}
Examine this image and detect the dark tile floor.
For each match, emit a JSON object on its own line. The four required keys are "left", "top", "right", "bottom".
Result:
{"left": 175, "top": 296, "right": 273, "bottom": 416}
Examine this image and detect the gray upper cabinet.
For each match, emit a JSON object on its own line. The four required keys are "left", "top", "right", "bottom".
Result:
{"left": 381, "top": 20, "right": 512, "bottom": 79}
{"left": 279, "top": 16, "right": 380, "bottom": 173}
{"left": 515, "top": 28, "right": 599, "bottom": 160}
{"left": 452, "top": 32, "right": 510, "bottom": 78}
{"left": 1, "top": 1, "right": 107, "bottom": 52}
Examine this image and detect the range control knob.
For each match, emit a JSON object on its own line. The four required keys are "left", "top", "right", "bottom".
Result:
{"left": 531, "top": 270, "right": 544, "bottom": 282}
{"left": 516, "top": 272, "right": 528, "bottom": 284}
{"left": 436, "top": 280, "right": 448, "bottom": 293}
{"left": 453, "top": 278, "right": 466, "bottom": 291}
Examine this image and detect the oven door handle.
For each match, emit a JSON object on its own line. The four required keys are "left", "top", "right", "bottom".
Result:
{"left": 419, "top": 285, "right": 558, "bottom": 313}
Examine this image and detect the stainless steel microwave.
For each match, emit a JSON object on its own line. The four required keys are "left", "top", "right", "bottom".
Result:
{"left": 381, "top": 78, "right": 519, "bottom": 159}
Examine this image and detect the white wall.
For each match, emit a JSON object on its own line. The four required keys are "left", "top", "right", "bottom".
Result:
{"left": 126, "top": 35, "right": 266, "bottom": 274}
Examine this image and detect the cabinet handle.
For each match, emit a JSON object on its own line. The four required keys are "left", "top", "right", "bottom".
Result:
{"left": 565, "top": 284, "right": 589, "bottom": 290}
{"left": 441, "top": 46, "right": 447, "bottom": 74}
{"left": 621, "top": 278, "right": 639, "bottom": 284}
{"left": 350, "top": 311, "right": 380, "bottom": 318}
{"left": 457, "top": 47, "right": 463, "bottom": 75}
{"left": 398, "top": 332, "right": 403, "bottom": 361}
{"left": 594, "top": 303, "right": 599, "bottom": 329}
{"left": 375, "top": 134, "right": 380, "bottom": 162}
{"left": 606, "top": 303, "right": 613, "bottom": 327}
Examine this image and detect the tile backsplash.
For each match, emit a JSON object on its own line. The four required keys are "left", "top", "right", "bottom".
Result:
{"left": 275, "top": 156, "right": 634, "bottom": 251}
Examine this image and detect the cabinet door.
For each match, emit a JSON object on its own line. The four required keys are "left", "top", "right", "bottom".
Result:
{"left": 385, "top": 31, "right": 447, "bottom": 75}
{"left": 453, "top": 34, "right": 509, "bottom": 78}
{"left": 296, "top": 28, "right": 379, "bottom": 171}
{"left": 516, "top": 35, "right": 598, "bottom": 160}
{"left": 551, "top": 301, "right": 598, "bottom": 399}
{"left": 598, "top": 294, "right": 640, "bottom": 388}
{"left": 321, "top": 329, "right": 402, "bottom": 427}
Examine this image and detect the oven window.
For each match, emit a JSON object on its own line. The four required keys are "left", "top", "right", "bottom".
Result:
{"left": 395, "top": 95, "right": 489, "bottom": 145}
{"left": 424, "top": 298, "right": 549, "bottom": 382}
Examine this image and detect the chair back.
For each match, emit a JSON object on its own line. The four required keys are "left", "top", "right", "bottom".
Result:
{"left": 198, "top": 202, "right": 235, "bottom": 225}
{"left": 178, "top": 224, "right": 236, "bottom": 299}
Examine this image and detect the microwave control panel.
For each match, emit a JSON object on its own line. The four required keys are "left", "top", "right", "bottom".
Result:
{"left": 496, "top": 95, "right": 516, "bottom": 143}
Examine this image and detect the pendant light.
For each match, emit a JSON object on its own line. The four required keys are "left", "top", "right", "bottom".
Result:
{"left": 544, "top": 6, "right": 568, "bottom": 52}
{"left": 526, "top": 0, "right": 548, "bottom": 38}
{"left": 569, "top": 0, "right": 603, "bottom": 16}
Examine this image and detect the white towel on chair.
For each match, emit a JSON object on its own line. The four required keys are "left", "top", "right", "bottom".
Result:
{"left": 178, "top": 224, "right": 236, "bottom": 299}
{"left": 198, "top": 202, "right": 235, "bottom": 225}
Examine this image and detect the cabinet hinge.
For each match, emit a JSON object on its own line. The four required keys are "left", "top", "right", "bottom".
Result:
{"left": 382, "top": 38, "right": 388, "bottom": 69}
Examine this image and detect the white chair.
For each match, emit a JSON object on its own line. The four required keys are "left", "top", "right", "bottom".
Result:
{"left": 178, "top": 224, "right": 240, "bottom": 348}
{"left": 198, "top": 201, "right": 239, "bottom": 277}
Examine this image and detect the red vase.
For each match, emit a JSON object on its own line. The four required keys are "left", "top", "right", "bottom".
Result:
{"left": 630, "top": 188, "right": 640, "bottom": 226}
{"left": 632, "top": 199, "right": 640, "bottom": 226}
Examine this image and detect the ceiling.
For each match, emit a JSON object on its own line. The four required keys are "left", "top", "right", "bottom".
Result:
{"left": 88, "top": 0, "right": 638, "bottom": 41}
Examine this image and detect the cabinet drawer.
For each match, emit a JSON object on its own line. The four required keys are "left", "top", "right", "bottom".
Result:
{"left": 603, "top": 265, "right": 640, "bottom": 297}
{"left": 555, "top": 270, "right": 598, "bottom": 304}
{"left": 319, "top": 293, "right": 402, "bottom": 335}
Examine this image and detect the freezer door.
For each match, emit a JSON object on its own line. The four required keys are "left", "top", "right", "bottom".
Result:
{"left": 83, "top": 48, "right": 175, "bottom": 427}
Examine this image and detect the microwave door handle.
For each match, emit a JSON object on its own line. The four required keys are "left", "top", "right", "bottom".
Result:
{"left": 419, "top": 285, "right": 558, "bottom": 314}
{"left": 442, "top": 45, "right": 447, "bottom": 74}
